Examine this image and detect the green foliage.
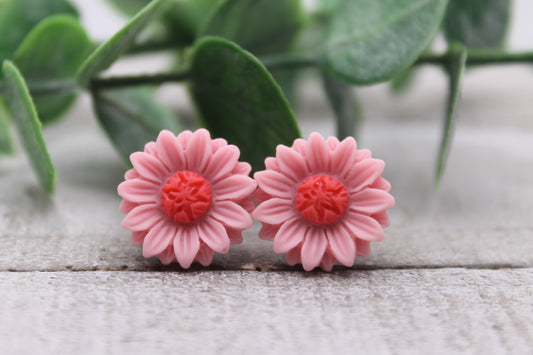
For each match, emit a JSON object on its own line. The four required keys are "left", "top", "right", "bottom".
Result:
{"left": 13, "top": 15, "right": 92, "bottom": 123}
{"left": 77, "top": 0, "right": 164, "bottom": 86}
{"left": 162, "top": 0, "right": 219, "bottom": 46}
{"left": 444, "top": 0, "right": 510, "bottom": 49}
{"left": 107, "top": 0, "right": 152, "bottom": 16}
{"left": 92, "top": 88, "right": 181, "bottom": 164}
{"left": 0, "top": 97, "right": 13, "bottom": 154}
{"left": 190, "top": 37, "right": 300, "bottom": 171}
{"left": 322, "top": 73, "right": 362, "bottom": 140}
{"left": 2, "top": 61, "right": 56, "bottom": 193}
{"left": 200, "top": 0, "right": 304, "bottom": 55}
{"left": 390, "top": 68, "right": 418, "bottom": 93}
{"left": 0, "top": 0, "right": 522, "bottom": 191}
{"left": 200, "top": 0, "right": 305, "bottom": 109}
{"left": 436, "top": 45, "right": 467, "bottom": 187}
{"left": 324, "top": 0, "right": 448, "bottom": 85}
{"left": 0, "top": 0, "right": 78, "bottom": 61}
{"left": 108, "top": 0, "right": 217, "bottom": 47}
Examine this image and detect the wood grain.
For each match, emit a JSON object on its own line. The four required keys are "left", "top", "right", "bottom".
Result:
{"left": 1, "top": 269, "right": 531, "bottom": 354}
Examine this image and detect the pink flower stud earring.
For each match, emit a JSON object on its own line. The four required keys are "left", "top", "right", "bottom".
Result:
{"left": 252, "top": 132, "right": 394, "bottom": 271}
{"left": 118, "top": 129, "right": 257, "bottom": 268}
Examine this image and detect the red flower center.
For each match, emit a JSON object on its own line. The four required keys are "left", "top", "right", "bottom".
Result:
{"left": 295, "top": 175, "right": 349, "bottom": 225}
{"left": 160, "top": 171, "right": 212, "bottom": 223}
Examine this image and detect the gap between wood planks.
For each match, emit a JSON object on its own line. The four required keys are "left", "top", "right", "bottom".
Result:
{"left": 2, "top": 263, "right": 532, "bottom": 273}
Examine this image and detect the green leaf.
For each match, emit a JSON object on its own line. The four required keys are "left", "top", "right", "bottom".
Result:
{"left": 189, "top": 37, "right": 301, "bottom": 171}
{"left": 317, "top": 0, "right": 342, "bottom": 14}
{"left": 435, "top": 45, "right": 467, "bottom": 187}
{"left": 162, "top": 0, "right": 219, "bottom": 46}
{"left": 92, "top": 87, "right": 181, "bottom": 164}
{"left": 390, "top": 67, "right": 418, "bottom": 93}
{"left": 0, "top": 0, "right": 78, "bottom": 61}
{"left": 107, "top": 0, "right": 218, "bottom": 48}
{"left": 107, "top": 0, "right": 151, "bottom": 16}
{"left": 443, "top": 0, "right": 510, "bottom": 49}
{"left": 0, "top": 97, "right": 14, "bottom": 155}
{"left": 2, "top": 61, "right": 56, "bottom": 193}
{"left": 322, "top": 73, "right": 363, "bottom": 140}
{"left": 200, "top": 0, "right": 304, "bottom": 55}
{"left": 324, "top": 0, "right": 448, "bottom": 85}
{"left": 77, "top": 0, "right": 165, "bottom": 86}
{"left": 13, "top": 15, "right": 92, "bottom": 124}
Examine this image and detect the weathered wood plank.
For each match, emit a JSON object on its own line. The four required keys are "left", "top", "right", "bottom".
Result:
{"left": 1, "top": 109, "right": 531, "bottom": 271}
{"left": 1, "top": 269, "right": 532, "bottom": 354}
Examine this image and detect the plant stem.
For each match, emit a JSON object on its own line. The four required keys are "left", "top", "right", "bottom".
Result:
{"left": 3, "top": 50, "right": 533, "bottom": 97}
{"left": 418, "top": 49, "right": 533, "bottom": 66}
{"left": 260, "top": 53, "right": 323, "bottom": 70}
{"left": 0, "top": 80, "right": 79, "bottom": 95}
{"left": 89, "top": 70, "right": 192, "bottom": 90}
{"left": 126, "top": 39, "right": 185, "bottom": 55}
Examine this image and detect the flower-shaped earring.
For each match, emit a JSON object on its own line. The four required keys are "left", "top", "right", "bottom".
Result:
{"left": 118, "top": 129, "right": 257, "bottom": 268}
{"left": 252, "top": 132, "right": 394, "bottom": 271}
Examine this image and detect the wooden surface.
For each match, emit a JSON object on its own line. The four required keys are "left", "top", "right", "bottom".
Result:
{"left": 1, "top": 1, "right": 533, "bottom": 353}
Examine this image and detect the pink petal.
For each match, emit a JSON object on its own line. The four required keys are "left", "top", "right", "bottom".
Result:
{"left": 197, "top": 219, "right": 230, "bottom": 253}
{"left": 203, "top": 145, "right": 240, "bottom": 182}
{"left": 143, "top": 221, "right": 177, "bottom": 258}
{"left": 227, "top": 228, "right": 243, "bottom": 245}
{"left": 254, "top": 170, "right": 295, "bottom": 198}
{"left": 306, "top": 132, "right": 330, "bottom": 173}
{"left": 174, "top": 226, "right": 200, "bottom": 269}
{"left": 210, "top": 201, "right": 253, "bottom": 230}
{"left": 291, "top": 139, "right": 307, "bottom": 156}
{"left": 131, "top": 231, "right": 146, "bottom": 245}
{"left": 252, "top": 187, "right": 271, "bottom": 205}
{"left": 265, "top": 157, "right": 281, "bottom": 172}
{"left": 211, "top": 137, "right": 227, "bottom": 153}
{"left": 213, "top": 175, "right": 257, "bottom": 200}
{"left": 326, "top": 136, "right": 340, "bottom": 150}
{"left": 320, "top": 252, "right": 336, "bottom": 272}
{"left": 355, "top": 149, "right": 372, "bottom": 162}
{"left": 347, "top": 159, "right": 385, "bottom": 193}
{"left": 300, "top": 228, "right": 328, "bottom": 271}
{"left": 350, "top": 188, "right": 395, "bottom": 215}
{"left": 130, "top": 152, "right": 169, "bottom": 183}
{"left": 356, "top": 239, "right": 371, "bottom": 257}
{"left": 273, "top": 218, "right": 306, "bottom": 254}
{"left": 156, "top": 130, "right": 186, "bottom": 172}
{"left": 233, "top": 161, "right": 251, "bottom": 176}
{"left": 373, "top": 211, "right": 391, "bottom": 227}
{"left": 177, "top": 130, "right": 193, "bottom": 149}
{"left": 124, "top": 169, "right": 139, "bottom": 180}
{"left": 159, "top": 246, "right": 176, "bottom": 265}
{"left": 121, "top": 204, "right": 165, "bottom": 231}
{"left": 144, "top": 141, "right": 158, "bottom": 156}
{"left": 258, "top": 223, "right": 280, "bottom": 241}
{"left": 343, "top": 211, "right": 384, "bottom": 242}
{"left": 371, "top": 177, "right": 392, "bottom": 192}
{"left": 332, "top": 137, "right": 357, "bottom": 180}
{"left": 276, "top": 145, "right": 308, "bottom": 181}
{"left": 285, "top": 248, "right": 300, "bottom": 266}
{"left": 196, "top": 245, "right": 215, "bottom": 266}
{"left": 186, "top": 129, "right": 212, "bottom": 173}
{"left": 238, "top": 197, "right": 256, "bottom": 214}
{"left": 117, "top": 178, "right": 160, "bottom": 203}
{"left": 119, "top": 199, "right": 137, "bottom": 214}
{"left": 252, "top": 198, "right": 295, "bottom": 225}
{"left": 326, "top": 224, "right": 356, "bottom": 267}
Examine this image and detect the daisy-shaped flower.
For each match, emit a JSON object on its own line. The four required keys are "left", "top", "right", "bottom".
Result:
{"left": 118, "top": 129, "right": 256, "bottom": 268}
{"left": 252, "top": 132, "right": 394, "bottom": 271}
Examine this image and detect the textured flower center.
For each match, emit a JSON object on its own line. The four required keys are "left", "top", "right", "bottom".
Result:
{"left": 295, "top": 175, "right": 349, "bottom": 225}
{"left": 160, "top": 171, "right": 212, "bottom": 223}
